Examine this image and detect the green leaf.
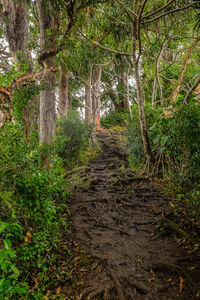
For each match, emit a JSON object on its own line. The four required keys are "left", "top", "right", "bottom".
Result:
{"left": 7, "top": 248, "right": 16, "bottom": 259}
{"left": 10, "top": 264, "right": 19, "bottom": 275}
{"left": 0, "top": 222, "right": 8, "bottom": 234}
{"left": 3, "top": 239, "right": 12, "bottom": 250}
{"left": 161, "top": 136, "right": 168, "bottom": 146}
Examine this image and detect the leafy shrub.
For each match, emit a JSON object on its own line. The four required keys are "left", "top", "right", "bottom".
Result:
{"left": 126, "top": 102, "right": 200, "bottom": 216}
{"left": 150, "top": 103, "right": 200, "bottom": 189}
{"left": 0, "top": 123, "right": 70, "bottom": 298}
{"left": 126, "top": 105, "right": 161, "bottom": 166}
{"left": 0, "top": 123, "right": 69, "bottom": 228}
{"left": 150, "top": 103, "right": 200, "bottom": 215}
{"left": 0, "top": 222, "right": 27, "bottom": 299}
{"left": 56, "top": 111, "right": 92, "bottom": 163}
{"left": 101, "top": 111, "right": 129, "bottom": 128}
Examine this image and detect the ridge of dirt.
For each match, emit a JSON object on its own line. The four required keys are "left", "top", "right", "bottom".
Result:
{"left": 65, "top": 132, "right": 200, "bottom": 299}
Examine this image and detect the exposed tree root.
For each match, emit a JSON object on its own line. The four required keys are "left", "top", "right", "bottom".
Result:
{"left": 162, "top": 217, "right": 190, "bottom": 240}
{"left": 109, "top": 270, "right": 126, "bottom": 300}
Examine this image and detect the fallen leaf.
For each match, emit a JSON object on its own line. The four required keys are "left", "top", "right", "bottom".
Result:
{"left": 25, "top": 231, "right": 32, "bottom": 243}
{"left": 56, "top": 286, "right": 61, "bottom": 294}
{"left": 73, "top": 240, "right": 78, "bottom": 247}
{"left": 188, "top": 266, "right": 196, "bottom": 270}
{"left": 179, "top": 276, "right": 184, "bottom": 292}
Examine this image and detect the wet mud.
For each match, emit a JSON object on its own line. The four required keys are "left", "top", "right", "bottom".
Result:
{"left": 68, "top": 132, "right": 199, "bottom": 299}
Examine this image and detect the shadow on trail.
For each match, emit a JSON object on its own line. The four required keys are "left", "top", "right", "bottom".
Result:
{"left": 68, "top": 132, "right": 199, "bottom": 299}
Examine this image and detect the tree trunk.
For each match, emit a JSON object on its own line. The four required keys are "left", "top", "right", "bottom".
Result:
{"left": 92, "top": 65, "right": 102, "bottom": 127}
{"left": 39, "top": 68, "right": 56, "bottom": 144}
{"left": 1, "top": 0, "right": 32, "bottom": 68}
{"left": 85, "top": 71, "right": 92, "bottom": 123}
{"left": 123, "top": 70, "right": 132, "bottom": 116}
{"left": 68, "top": 92, "right": 73, "bottom": 111}
{"left": 172, "top": 36, "right": 200, "bottom": 102}
{"left": 58, "top": 68, "right": 69, "bottom": 118}
{"left": 1, "top": 0, "right": 39, "bottom": 136}
{"left": 151, "top": 78, "right": 157, "bottom": 107}
{"left": 36, "top": 0, "right": 56, "bottom": 144}
{"left": 183, "top": 75, "right": 200, "bottom": 104}
{"left": 132, "top": 29, "right": 154, "bottom": 164}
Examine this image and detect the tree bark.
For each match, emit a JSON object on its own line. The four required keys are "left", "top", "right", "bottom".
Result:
{"left": 92, "top": 65, "right": 102, "bottom": 127}
{"left": 58, "top": 68, "right": 70, "bottom": 118}
{"left": 1, "top": 0, "right": 39, "bottom": 135}
{"left": 85, "top": 71, "right": 92, "bottom": 123}
{"left": 172, "top": 37, "right": 200, "bottom": 102}
{"left": 1, "top": 0, "right": 32, "bottom": 68}
{"left": 183, "top": 75, "right": 200, "bottom": 104}
{"left": 151, "top": 78, "right": 157, "bottom": 107}
{"left": 36, "top": 0, "right": 57, "bottom": 144}
{"left": 131, "top": 24, "right": 154, "bottom": 164}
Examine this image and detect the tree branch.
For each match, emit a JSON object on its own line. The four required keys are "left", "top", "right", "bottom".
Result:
{"left": 144, "top": 2, "right": 200, "bottom": 24}
{"left": 75, "top": 25, "right": 132, "bottom": 56}
{"left": 183, "top": 76, "right": 200, "bottom": 104}
{"left": 143, "top": 0, "right": 175, "bottom": 19}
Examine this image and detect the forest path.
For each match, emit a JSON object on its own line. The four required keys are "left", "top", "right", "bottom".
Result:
{"left": 68, "top": 131, "right": 196, "bottom": 299}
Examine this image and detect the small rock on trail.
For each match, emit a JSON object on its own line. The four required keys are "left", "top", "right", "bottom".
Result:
{"left": 68, "top": 131, "right": 197, "bottom": 299}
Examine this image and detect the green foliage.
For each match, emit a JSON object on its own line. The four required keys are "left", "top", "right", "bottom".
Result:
{"left": 0, "top": 123, "right": 70, "bottom": 298}
{"left": 56, "top": 111, "right": 92, "bottom": 164}
{"left": 150, "top": 103, "right": 200, "bottom": 187}
{"left": 126, "top": 103, "right": 200, "bottom": 216}
{"left": 0, "top": 123, "right": 69, "bottom": 227}
{"left": 13, "top": 85, "right": 41, "bottom": 125}
{"left": 126, "top": 105, "right": 161, "bottom": 167}
{"left": 150, "top": 103, "right": 200, "bottom": 215}
{"left": 0, "top": 222, "right": 27, "bottom": 299}
{"left": 101, "top": 111, "right": 129, "bottom": 128}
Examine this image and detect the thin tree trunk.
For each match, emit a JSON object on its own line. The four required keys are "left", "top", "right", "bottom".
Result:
{"left": 156, "top": 51, "right": 164, "bottom": 105}
{"left": 132, "top": 25, "right": 154, "bottom": 164}
{"left": 85, "top": 71, "right": 92, "bottom": 122}
{"left": 68, "top": 93, "right": 72, "bottom": 111}
{"left": 36, "top": 0, "right": 57, "bottom": 144}
{"left": 122, "top": 71, "right": 130, "bottom": 110}
{"left": 151, "top": 78, "right": 157, "bottom": 107}
{"left": 183, "top": 75, "right": 200, "bottom": 104}
{"left": 124, "top": 70, "right": 133, "bottom": 117}
{"left": 92, "top": 65, "right": 102, "bottom": 127}
{"left": 58, "top": 68, "right": 69, "bottom": 118}
{"left": 172, "top": 36, "right": 200, "bottom": 102}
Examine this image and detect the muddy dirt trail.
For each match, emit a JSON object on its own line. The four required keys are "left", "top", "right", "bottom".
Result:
{"left": 69, "top": 132, "right": 198, "bottom": 299}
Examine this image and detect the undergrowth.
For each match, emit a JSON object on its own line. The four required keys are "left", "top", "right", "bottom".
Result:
{"left": 0, "top": 112, "right": 96, "bottom": 299}
{"left": 126, "top": 102, "right": 200, "bottom": 218}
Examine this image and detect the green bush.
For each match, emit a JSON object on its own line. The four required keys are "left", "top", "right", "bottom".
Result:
{"left": 0, "top": 123, "right": 70, "bottom": 298}
{"left": 56, "top": 111, "right": 92, "bottom": 163}
{"left": 101, "top": 111, "right": 129, "bottom": 128}
{"left": 150, "top": 103, "right": 200, "bottom": 214}
{"left": 126, "top": 105, "right": 161, "bottom": 166}
{"left": 150, "top": 103, "right": 200, "bottom": 188}
{"left": 0, "top": 123, "right": 69, "bottom": 228}
{"left": 126, "top": 103, "right": 200, "bottom": 216}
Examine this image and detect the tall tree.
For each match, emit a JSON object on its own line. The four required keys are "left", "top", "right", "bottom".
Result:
{"left": 91, "top": 65, "right": 102, "bottom": 126}
{"left": 1, "top": 0, "right": 39, "bottom": 136}
{"left": 58, "top": 67, "right": 70, "bottom": 118}
{"left": 36, "top": 0, "right": 57, "bottom": 144}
